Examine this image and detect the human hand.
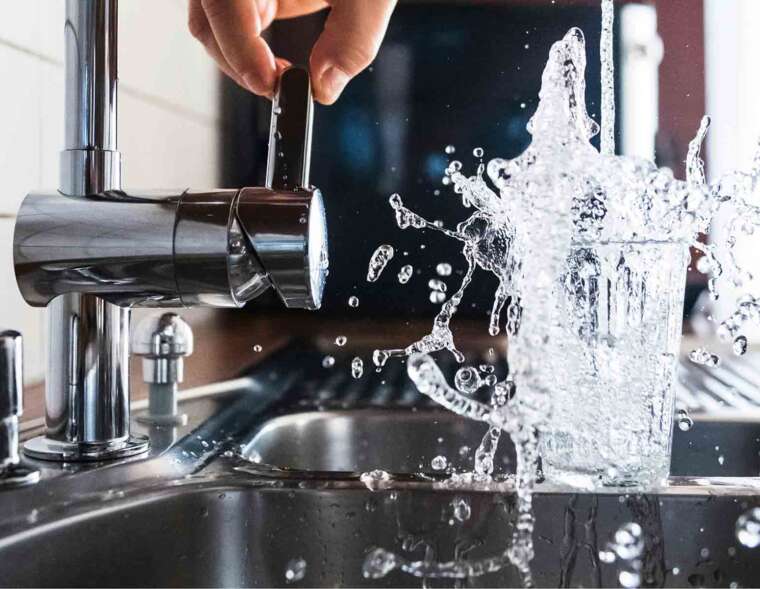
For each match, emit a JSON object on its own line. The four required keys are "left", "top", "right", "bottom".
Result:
{"left": 188, "top": 0, "right": 397, "bottom": 104}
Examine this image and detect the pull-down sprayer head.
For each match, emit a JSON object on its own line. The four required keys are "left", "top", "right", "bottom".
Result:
{"left": 13, "top": 66, "right": 328, "bottom": 311}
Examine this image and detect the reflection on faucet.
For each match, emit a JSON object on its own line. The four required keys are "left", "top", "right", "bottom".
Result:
{"left": 13, "top": 0, "right": 328, "bottom": 462}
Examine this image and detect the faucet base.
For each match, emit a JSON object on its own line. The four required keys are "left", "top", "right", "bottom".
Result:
{"left": 0, "top": 463, "right": 40, "bottom": 488}
{"left": 23, "top": 435, "right": 149, "bottom": 463}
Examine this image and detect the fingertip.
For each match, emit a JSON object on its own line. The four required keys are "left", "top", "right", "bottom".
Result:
{"left": 313, "top": 65, "right": 350, "bottom": 105}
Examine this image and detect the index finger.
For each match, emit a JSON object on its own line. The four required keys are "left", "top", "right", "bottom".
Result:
{"left": 200, "top": 0, "right": 278, "bottom": 96}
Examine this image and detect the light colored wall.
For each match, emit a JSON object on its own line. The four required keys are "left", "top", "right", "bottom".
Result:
{"left": 0, "top": 0, "right": 222, "bottom": 381}
{"left": 704, "top": 0, "right": 760, "bottom": 335}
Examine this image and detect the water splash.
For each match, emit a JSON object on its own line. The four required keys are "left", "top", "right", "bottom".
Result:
{"left": 367, "top": 245, "right": 395, "bottom": 282}
{"left": 285, "top": 558, "right": 307, "bottom": 583}
{"left": 360, "top": 469, "right": 392, "bottom": 492}
{"left": 736, "top": 507, "right": 760, "bottom": 549}
{"left": 397, "top": 264, "right": 413, "bottom": 284}
{"left": 351, "top": 357, "right": 364, "bottom": 379}
{"left": 364, "top": 5, "right": 760, "bottom": 586}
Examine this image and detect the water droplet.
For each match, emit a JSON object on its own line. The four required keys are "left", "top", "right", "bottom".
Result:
{"left": 322, "top": 355, "right": 335, "bottom": 368}
{"left": 335, "top": 336, "right": 347, "bottom": 347}
{"left": 348, "top": 296, "right": 359, "bottom": 308}
{"left": 454, "top": 366, "right": 482, "bottom": 394}
{"left": 285, "top": 558, "right": 306, "bottom": 583}
{"left": 736, "top": 507, "right": 760, "bottom": 548}
{"left": 444, "top": 144, "right": 456, "bottom": 155}
{"left": 431, "top": 455, "right": 448, "bottom": 471}
{"left": 733, "top": 335, "right": 748, "bottom": 356}
{"left": 372, "top": 349, "right": 390, "bottom": 368}
{"left": 360, "top": 469, "right": 391, "bottom": 491}
{"left": 677, "top": 409, "right": 694, "bottom": 432}
{"left": 362, "top": 548, "right": 397, "bottom": 579}
{"left": 598, "top": 549, "right": 616, "bottom": 563}
{"left": 619, "top": 570, "right": 641, "bottom": 589}
{"left": 367, "top": 245, "right": 395, "bottom": 282}
{"left": 612, "top": 522, "right": 644, "bottom": 560}
{"left": 473, "top": 147, "right": 484, "bottom": 158}
{"left": 718, "top": 454, "right": 725, "bottom": 465}
{"left": 253, "top": 344, "right": 263, "bottom": 353}
{"left": 451, "top": 497, "right": 471, "bottom": 522}
{"left": 436, "top": 263, "right": 452, "bottom": 277}
{"left": 688, "top": 347, "right": 720, "bottom": 367}
{"left": 351, "top": 357, "right": 364, "bottom": 379}
{"left": 429, "top": 291, "right": 446, "bottom": 304}
{"left": 398, "top": 264, "right": 413, "bottom": 284}
{"left": 428, "top": 279, "right": 447, "bottom": 292}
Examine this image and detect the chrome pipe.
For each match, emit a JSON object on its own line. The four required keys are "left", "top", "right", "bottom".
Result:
{"left": 0, "top": 331, "right": 39, "bottom": 486}
{"left": 61, "top": 0, "right": 120, "bottom": 195}
{"left": 24, "top": 0, "right": 147, "bottom": 462}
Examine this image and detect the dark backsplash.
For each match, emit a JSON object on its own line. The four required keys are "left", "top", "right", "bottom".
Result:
{"left": 221, "top": 2, "right": 620, "bottom": 320}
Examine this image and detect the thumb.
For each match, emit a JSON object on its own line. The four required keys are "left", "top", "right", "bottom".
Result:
{"left": 310, "top": 0, "right": 396, "bottom": 105}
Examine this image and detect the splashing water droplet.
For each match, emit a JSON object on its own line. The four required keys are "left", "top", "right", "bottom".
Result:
{"left": 398, "top": 264, "right": 413, "bottom": 284}
{"left": 454, "top": 366, "right": 483, "bottom": 394}
{"left": 373, "top": 349, "right": 390, "bottom": 368}
{"left": 429, "top": 291, "right": 446, "bottom": 304}
{"left": 612, "top": 523, "right": 644, "bottom": 560}
{"left": 733, "top": 335, "right": 748, "bottom": 356}
{"left": 351, "top": 357, "right": 364, "bottom": 379}
{"left": 285, "top": 558, "right": 306, "bottom": 583}
{"left": 428, "top": 279, "right": 447, "bottom": 292}
{"left": 677, "top": 409, "right": 694, "bottom": 432}
{"left": 736, "top": 507, "right": 760, "bottom": 548}
{"left": 360, "top": 469, "right": 391, "bottom": 491}
{"left": 598, "top": 550, "right": 616, "bottom": 564}
{"left": 367, "top": 245, "right": 395, "bottom": 282}
{"left": 431, "top": 455, "right": 448, "bottom": 471}
{"left": 618, "top": 570, "right": 641, "bottom": 589}
{"left": 362, "top": 548, "right": 398, "bottom": 579}
{"left": 689, "top": 347, "right": 721, "bottom": 367}
{"left": 436, "top": 262, "right": 453, "bottom": 276}
{"left": 452, "top": 497, "right": 472, "bottom": 522}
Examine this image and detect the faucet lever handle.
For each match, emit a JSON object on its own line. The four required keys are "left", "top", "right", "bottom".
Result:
{"left": 266, "top": 66, "right": 314, "bottom": 191}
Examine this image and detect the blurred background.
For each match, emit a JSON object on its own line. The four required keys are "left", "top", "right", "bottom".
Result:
{"left": 0, "top": 0, "right": 758, "bottom": 385}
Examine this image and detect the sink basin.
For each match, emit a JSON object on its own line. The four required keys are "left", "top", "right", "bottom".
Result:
{"left": 0, "top": 347, "right": 758, "bottom": 588}
{"left": 245, "top": 408, "right": 760, "bottom": 478}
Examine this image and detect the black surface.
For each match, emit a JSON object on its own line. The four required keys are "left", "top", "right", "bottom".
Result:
{"left": 222, "top": 2, "right": 614, "bottom": 320}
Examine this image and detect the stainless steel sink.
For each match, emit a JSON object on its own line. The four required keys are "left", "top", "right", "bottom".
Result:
{"left": 0, "top": 348, "right": 758, "bottom": 588}
{"left": 244, "top": 408, "right": 760, "bottom": 479}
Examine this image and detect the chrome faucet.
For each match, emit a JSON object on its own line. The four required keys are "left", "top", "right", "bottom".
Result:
{"left": 12, "top": 0, "right": 328, "bottom": 462}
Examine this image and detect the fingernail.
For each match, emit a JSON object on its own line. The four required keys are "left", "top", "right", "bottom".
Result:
{"left": 319, "top": 66, "right": 350, "bottom": 103}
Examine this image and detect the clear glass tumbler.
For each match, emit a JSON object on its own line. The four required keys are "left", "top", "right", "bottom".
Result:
{"left": 538, "top": 241, "right": 688, "bottom": 488}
